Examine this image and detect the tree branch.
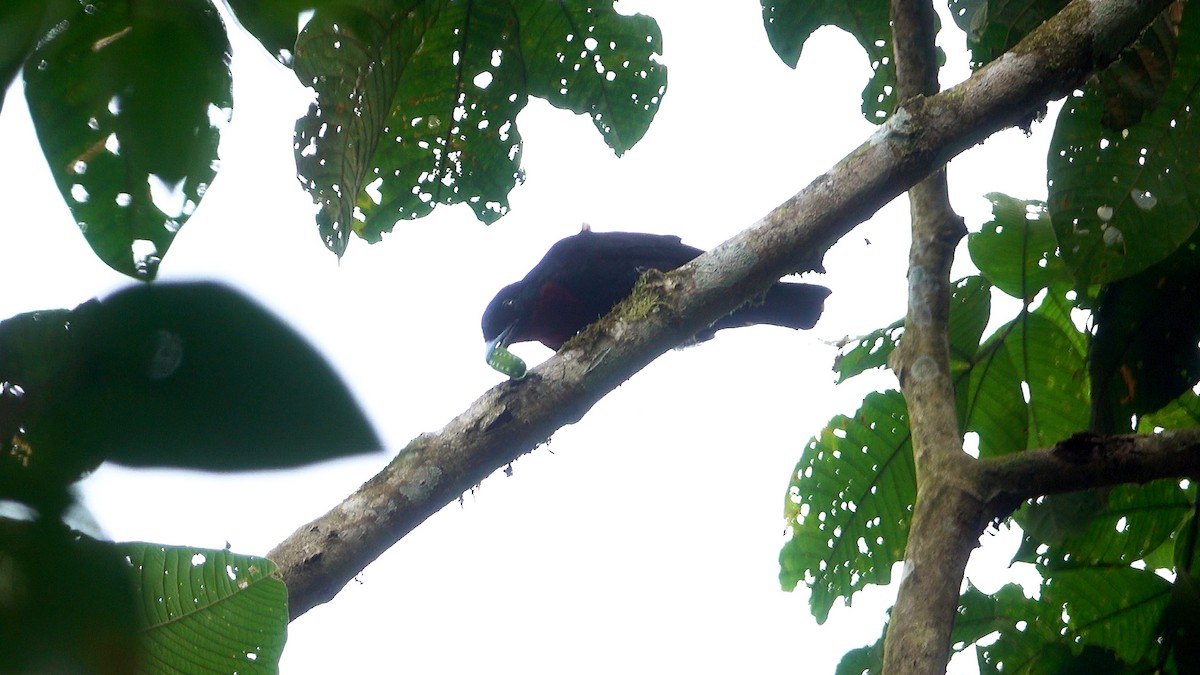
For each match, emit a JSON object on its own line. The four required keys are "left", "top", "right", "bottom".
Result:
{"left": 270, "top": 0, "right": 1175, "bottom": 620}
{"left": 883, "top": 0, "right": 976, "bottom": 672}
{"left": 978, "top": 429, "right": 1200, "bottom": 517}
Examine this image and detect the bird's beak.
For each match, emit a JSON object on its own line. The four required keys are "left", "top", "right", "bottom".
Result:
{"left": 487, "top": 321, "right": 517, "bottom": 353}
{"left": 485, "top": 322, "right": 527, "bottom": 380}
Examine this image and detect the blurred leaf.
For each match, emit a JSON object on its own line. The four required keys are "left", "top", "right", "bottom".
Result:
{"left": 0, "top": 521, "right": 141, "bottom": 674}
{"left": 779, "top": 390, "right": 914, "bottom": 622}
{"left": 946, "top": 0, "right": 984, "bottom": 34}
{"left": 968, "top": 194, "right": 1072, "bottom": 301}
{"left": 1092, "top": 3, "right": 1183, "bottom": 130}
{"left": 1045, "top": 566, "right": 1171, "bottom": 665}
{"left": 294, "top": 0, "right": 665, "bottom": 254}
{"left": 23, "top": 0, "right": 231, "bottom": 280}
{"left": 759, "top": 0, "right": 896, "bottom": 124}
{"left": 126, "top": 543, "right": 287, "bottom": 673}
{"left": 1047, "top": 4, "right": 1200, "bottom": 288}
{"left": 964, "top": 0, "right": 1068, "bottom": 69}
{"left": 1, "top": 283, "right": 379, "bottom": 496}
{"left": 1088, "top": 230, "right": 1200, "bottom": 433}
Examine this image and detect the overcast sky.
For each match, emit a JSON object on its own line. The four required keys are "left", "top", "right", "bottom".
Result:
{"left": 0, "top": 1, "right": 1054, "bottom": 672}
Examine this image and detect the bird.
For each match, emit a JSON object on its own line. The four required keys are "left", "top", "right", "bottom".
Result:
{"left": 481, "top": 229, "right": 830, "bottom": 367}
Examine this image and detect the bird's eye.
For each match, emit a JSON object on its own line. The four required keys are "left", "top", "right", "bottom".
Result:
{"left": 502, "top": 298, "right": 515, "bottom": 308}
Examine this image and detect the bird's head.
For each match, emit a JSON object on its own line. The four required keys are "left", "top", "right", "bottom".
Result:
{"left": 481, "top": 281, "right": 528, "bottom": 351}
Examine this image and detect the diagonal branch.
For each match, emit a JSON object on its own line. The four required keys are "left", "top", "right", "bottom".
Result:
{"left": 270, "top": 0, "right": 1175, "bottom": 621}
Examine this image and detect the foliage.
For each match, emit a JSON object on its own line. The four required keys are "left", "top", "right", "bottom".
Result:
{"left": 1, "top": 0, "right": 665, "bottom": 670}
{"left": 5, "top": 0, "right": 1200, "bottom": 673}
{"left": 773, "top": 2, "right": 1200, "bottom": 672}
{"left": 0, "top": 522, "right": 285, "bottom": 674}
{"left": 0, "top": 0, "right": 665, "bottom": 274}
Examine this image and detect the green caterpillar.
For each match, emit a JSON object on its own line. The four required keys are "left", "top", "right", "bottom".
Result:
{"left": 486, "top": 343, "right": 527, "bottom": 380}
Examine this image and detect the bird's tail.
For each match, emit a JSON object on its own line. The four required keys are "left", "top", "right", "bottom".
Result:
{"left": 714, "top": 282, "right": 831, "bottom": 333}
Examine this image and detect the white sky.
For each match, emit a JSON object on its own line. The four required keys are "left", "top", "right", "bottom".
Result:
{"left": 0, "top": 2, "right": 1055, "bottom": 673}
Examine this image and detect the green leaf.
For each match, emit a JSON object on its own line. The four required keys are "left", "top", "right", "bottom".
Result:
{"left": 1032, "top": 482, "right": 1189, "bottom": 566}
{"left": 516, "top": 2, "right": 666, "bottom": 154}
{"left": 1089, "top": 231, "right": 1200, "bottom": 433}
{"left": 835, "top": 634, "right": 884, "bottom": 675}
{"left": 834, "top": 276, "right": 988, "bottom": 383}
{"left": 963, "top": 326, "right": 1027, "bottom": 458}
{"left": 226, "top": 0, "right": 336, "bottom": 66}
{"left": 1, "top": 283, "right": 379, "bottom": 494}
{"left": 759, "top": 0, "right": 895, "bottom": 123}
{"left": 1047, "top": 4, "right": 1200, "bottom": 288}
{"left": 1006, "top": 301, "right": 1089, "bottom": 447}
{"left": 23, "top": 0, "right": 231, "bottom": 280}
{"left": 779, "top": 391, "right": 914, "bottom": 622}
{"left": 1140, "top": 390, "right": 1200, "bottom": 431}
{"left": 294, "top": 0, "right": 665, "bottom": 254}
{"left": 0, "top": 1, "right": 73, "bottom": 114}
{"left": 968, "top": 194, "right": 1071, "bottom": 301}
{"left": 1045, "top": 566, "right": 1172, "bottom": 665}
{"left": 833, "top": 321, "right": 901, "bottom": 383}
{"left": 125, "top": 543, "right": 287, "bottom": 674}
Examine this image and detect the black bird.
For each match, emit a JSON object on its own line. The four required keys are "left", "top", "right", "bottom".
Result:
{"left": 482, "top": 229, "right": 830, "bottom": 360}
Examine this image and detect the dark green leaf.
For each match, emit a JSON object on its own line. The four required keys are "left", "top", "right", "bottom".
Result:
{"left": 226, "top": 0, "right": 338, "bottom": 66}
{"left": 965, "top": 0, "right": 1069, "bottom": 69}
{"left": 1089, "top": 232, "right": 1200, "bottom": 433}
{"left": 0, "top": 521, "right": 141, "bottom": 674}
{"left": 1045, "top": 566, "right": 1172, "bottom": 665}
{"left": 1092, "top": 4, "right": 1182, "bottom": 130}
{"left": 759, "top": 0, "right": 895, "bottom": 123}
{"left": 1047, "top": 4, "right": 1200, "bottom": 288}
{"left": 23, "top": 0, "right": 231, "bottom": 280}
{"left": 1030, "top": 482, "right": 1188, "bottom": 566}
{"left": 967, "top": 194, "right": 1071, "bottom": 301}
{"left": 0, "top": 1, "right": 75, "bottom": 114}
{"left": 2, "top": 283, "right": 379, "bottom": 489}
{"left": 294, "top": 0, "right": 665, "bottom": 254}
{"left": 779, "top": 391, "right": 914, "bottom": 622}
{"left": 125, "top": 543, "right": 287, "bottom": 674}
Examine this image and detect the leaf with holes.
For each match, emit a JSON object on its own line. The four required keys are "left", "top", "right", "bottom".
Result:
{"left": 125, "top": 544, "right": 287, "bottom": 674}
{"left": 968, "top": 193, "right": 1073, "bottom": 301}
{"left": 1047, "top": 4, "right": 1200, "bottom": 288}
{"left": 779, "top": 390, "right": 914, "bottom": 622}
{"left": 759, "top": 0, "right": 897, "bottom": 124}
{"left": 24, "top": 0, "right": 231, "bottom": 279}
{"left": 293, "top": 0, "right": 665, "bottom": 254}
